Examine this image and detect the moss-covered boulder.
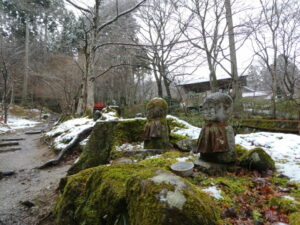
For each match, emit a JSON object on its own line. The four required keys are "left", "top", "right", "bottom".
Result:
{"left": 235, "top": 144, "right": 249, "bottom": 159}
{"left": 240, "top": 148, "right": 275, "bottom": 171}
{"left": 55, "top": 163, "right": 220, "bottom": 225}
{"left": 68, "top": 119, "right": 146, "bottom": 175}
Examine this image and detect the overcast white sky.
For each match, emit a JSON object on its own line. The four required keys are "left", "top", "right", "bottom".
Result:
{"left": 63, "top": 0, "right": 274, "bottom": 84}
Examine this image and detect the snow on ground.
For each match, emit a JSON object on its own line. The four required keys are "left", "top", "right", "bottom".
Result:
{"left": 167, "top": 115, "right": 201, "bottom": 139}
{"left": 202, "top": 186, "right": 223, "bottom": 200}
{"left": 236, "top": 132, "right": 300, "bottom": 182}
{"left": 0, "top": 116, "right": 40, "bottom": 134}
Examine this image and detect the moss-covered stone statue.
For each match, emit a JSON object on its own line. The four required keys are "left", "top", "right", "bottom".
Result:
{"left": 144, "top": 98, "right": 170, "bottom": 149}
{"left": 197, "top": 92, "right": 236, "bottom": 163}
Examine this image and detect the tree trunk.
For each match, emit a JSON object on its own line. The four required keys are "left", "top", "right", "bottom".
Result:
{"left": 152, "top": 63, "right": 163, "bottom": 97}
{"left": 163, "top": 76, "right": 172, "bottom": 98}
{"left": 10, "top": 81, "right": 14, "bottom": 105}
{"left": 76, "top": 81, "right": 86, "bottom": 115}
{"left": 208, "top": 65, "right": 218, "bottom": 93}
{"left": 224, "top": 0, "right": 240, "bottom": 100}
{"left": 22, "top": 18, "right": 30, "bottom": 105}
{"left": 44, "top": 15, "right": 48, "bottom": 56}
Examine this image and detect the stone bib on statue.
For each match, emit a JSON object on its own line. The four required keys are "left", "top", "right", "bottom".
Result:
{"left": 197, "top": 92, "right": 236, "bottom": 163}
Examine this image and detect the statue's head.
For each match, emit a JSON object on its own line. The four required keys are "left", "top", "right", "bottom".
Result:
{"left": 202, "top": 92, "right": 233, "bottom": 122}
{"left": 146, "top": 97, "right": 168, "bottom": 119}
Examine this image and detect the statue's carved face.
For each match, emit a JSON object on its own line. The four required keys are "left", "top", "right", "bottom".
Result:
{"left": 147, "top": 106, "right": 165, "bottom": 119}
{"left": 202, "top": 93, "right": 232, "bottom": 122}
{"left": 203, "top": 102, "right": 227, "bottom": 122}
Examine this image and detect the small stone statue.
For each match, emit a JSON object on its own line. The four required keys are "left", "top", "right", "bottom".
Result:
{"left": 143, "top": 98, "right": 170, "bottom": 149}
{"left": 197, "top": 92, "right": 236, "bottom": 163}
{"left": 93, "top": 110, "right": 102, "bottom": 121}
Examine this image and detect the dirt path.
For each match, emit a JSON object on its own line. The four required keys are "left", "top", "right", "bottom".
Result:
{"left": 0, "top": 123, "right": 72, "bottom": 225}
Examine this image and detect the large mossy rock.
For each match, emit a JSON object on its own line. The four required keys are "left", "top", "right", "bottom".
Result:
{"left": 68, "top": 119, "right": 146, "bottom": 175}
{"left": 55, "top": 163, "right": 220, "bottom": 225}
{"left": 240, "top": 148, "right": 275, "bottom": 171}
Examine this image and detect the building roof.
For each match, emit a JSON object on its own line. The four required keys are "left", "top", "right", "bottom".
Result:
{"left": 178, "top": 75, "right": 248, "bottom": 93}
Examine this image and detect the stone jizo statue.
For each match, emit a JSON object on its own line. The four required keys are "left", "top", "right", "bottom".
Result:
{"left": 143, "top": 98, "right": 170, "bottom": 149}
{"left": 197, "top": 92, "right": 236, "bottom": 163}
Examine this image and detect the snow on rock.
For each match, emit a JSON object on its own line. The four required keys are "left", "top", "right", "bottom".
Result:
{"left": 46, "top": 112, "right": 131, "bottom": 151}
{"left": 202, "top": 186, "right": 223, "bottom": 200}
{"left": 0, "top": 116, "right": 40, "bottom": 134}
{"left": 236, "top": 132, "right": 300, "bottom": 182}
{"left": 46, "top": 117, "right": 95, "bottom": 150}
{"left": 103, "top": 111, "right": 119, "bottom": 121}
{"left": 167, "top": 115, "right": 201, "bottom": 139}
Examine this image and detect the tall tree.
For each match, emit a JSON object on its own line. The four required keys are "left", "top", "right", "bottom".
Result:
{"left": 65, "top": 0, "right": 146, "bottom": 115}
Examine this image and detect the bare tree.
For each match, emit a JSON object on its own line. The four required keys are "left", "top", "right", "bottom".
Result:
{"left": 248, "top": 0, "right": 300, "bottom": 118}
{"left": 137, "top": 0, "right": 194, "bottom": 98}
{"left": 65, "top": 0, "right": 146, "bottom": 115}
{"left": 177, "top": 0, "right": 229, "bottom": 92}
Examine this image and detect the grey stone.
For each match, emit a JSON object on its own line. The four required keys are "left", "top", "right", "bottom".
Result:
{"left": 194, "top": 159, "right": 239, "bottom": 175}
{"left": 93, "top": 110, "right": 102, "bottom": 121}
{"left": 111, "top": 157, "right": 134, "bottom": 165}
{"left": 175, "top": 139, "right": 197, "bottom": 152}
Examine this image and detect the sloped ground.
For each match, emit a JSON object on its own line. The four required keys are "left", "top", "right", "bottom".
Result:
{"left": 0, "top": 123, "right": 72, "bottom": 225}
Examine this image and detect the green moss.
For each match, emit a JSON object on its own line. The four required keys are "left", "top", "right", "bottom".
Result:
{"left": 197, "top": 176, "right": 253, "bottom": 206}
{"left": 240, "top": 148, "right": 275, "bottom": 171}
{"left": 235, "top": 119, "right": 299, "bottom": 133}
{"left": 235, "top": 144, "right": 249, "bottom": 159}
{"left": 289, "top": 212, "right": 300, "bottom": 225}
{"left": 139, "top": 151, "right": 180, "bottom": 168}
{"left": 252, "top": 209, "right": 263, "bottom": 223}
{"left": 146, "top": 98, "right": 168, "bottom": 111}
{"left": 270, "top": 176, "right": 300, "bottom": 201}
{"left": 269, "top": 196, "right": 300, "bottom": 213}
{"left": 55, "top": 163, "right": 220, "bottom": 225}
{"left": 170, "top": 133, "right": 190, "bottom": 145}
{"left": 167, "top": 117, "right": 186, "bottom": 130}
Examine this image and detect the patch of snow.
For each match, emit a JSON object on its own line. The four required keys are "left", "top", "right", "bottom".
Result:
{"left": 79, "top": 136, "right": 90, "bottom": 146}
{"left": 236, "top": 132, "right": 300, "bottom": 182}
{"left": 26, "top": 108, "right": 40, "bottom": 113}
{"left": 202, "top": 186, "right": 223, "bottom": 200}
{"left": 167, "top": 115, "right": 201, "bottom": 139}
{"left": 176, "top": 153, "right": 200, "bottom": 162}
{"left": 103, "top": 111, "right": 119, "bottom": 121}
{"left": 147, "top": 154, "right": 162, "bottom": 159}
{"left": 283, "top": 195, "right": 295, "bottom": 201}
{"left": 115, "top": 142, "right": 143, "bottom": 151}
{"left": 176, "top": 156, "right": 191, "bottom": 162}
{"left": 0, "top": 116, "right": 40, "bottom": 134}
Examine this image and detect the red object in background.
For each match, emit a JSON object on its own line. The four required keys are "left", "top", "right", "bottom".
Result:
{"left": 0, "top": 117, "right": 4, "bottom": 122}
{"left": 94, "top": 102, "right": 106, "bottom": 110}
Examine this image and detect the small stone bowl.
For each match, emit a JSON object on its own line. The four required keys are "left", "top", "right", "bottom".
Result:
{"left": 170, "top": 162, "right": 194, "bottom": 177}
